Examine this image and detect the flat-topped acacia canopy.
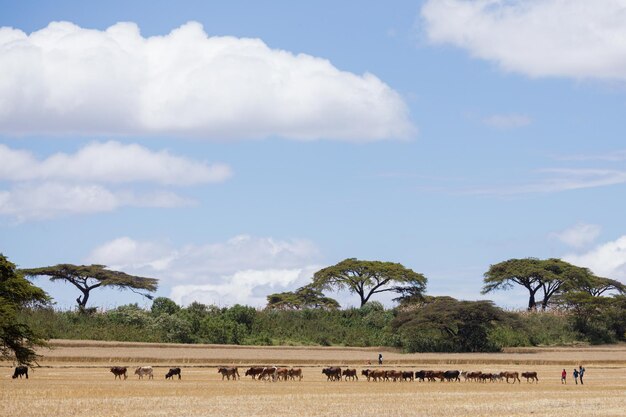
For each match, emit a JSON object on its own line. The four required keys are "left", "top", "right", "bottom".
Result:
{"left": 20, "top": 264, "right": 158, "bottom": 310}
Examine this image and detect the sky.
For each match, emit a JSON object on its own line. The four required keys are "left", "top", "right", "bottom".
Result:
{"left": 2, "top": 0, "right": 626, "bottom": 310}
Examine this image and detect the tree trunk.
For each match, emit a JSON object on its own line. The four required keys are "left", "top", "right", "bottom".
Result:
{"left": 527, "top": 290, "right": 537, "bottom": 311}
{"left": 77, "top": 289, "right": 90, "bottom": 310}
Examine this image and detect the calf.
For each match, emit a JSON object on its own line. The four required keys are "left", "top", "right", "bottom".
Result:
{"left": 12, "top": 366, "right": 28, "bottom": 379}
{"left": 165, "top": 367, "right": 181, "bottom": 380}
{"left": 135, "top": 366, "right": 154, "bottom": 380}
{"left": 110, "top": 366, "right": 128, "bottom": 380}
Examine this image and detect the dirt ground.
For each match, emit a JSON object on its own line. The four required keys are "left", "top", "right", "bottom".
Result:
{"left": 1, "top": 341, "right": 624, "bottom": 417}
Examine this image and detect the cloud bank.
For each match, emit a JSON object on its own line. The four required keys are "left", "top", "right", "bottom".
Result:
{"left": 86, "top": 235, "right": 322, "bottom": 307}
{"left": 565, "top": 235, "right": 626, "bottom": 281}
{"left": 0, "top": 141, "right": 229, "bottom": 221}
{"left": 0, "top": 21, "right": 413, "bottom": 140}
{"left": 550, "top": 223, "right": 601, "bottom": 248}
{"left": 422, "top": 0, "right": 626, "bottom": 80}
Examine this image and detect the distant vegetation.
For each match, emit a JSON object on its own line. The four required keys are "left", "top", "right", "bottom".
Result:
{"left": 18, "top": 293, "right": 626, "bottom": 352}
{"left": 5, "top": 253, "right": 626, "bottom": 361}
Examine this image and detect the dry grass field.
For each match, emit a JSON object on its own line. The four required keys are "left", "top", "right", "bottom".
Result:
{"left": 1, "top": 340, "right": 625, "bottom": 417}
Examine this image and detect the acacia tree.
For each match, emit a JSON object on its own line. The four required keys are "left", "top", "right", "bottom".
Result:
{"left": 266, "top": 286, "right": 340, "bottom": 310}
{"left": 482, "top": 258, "right": 592, "bottom": 310}
{"left": 1, "top": 253, "right": 49, "bottom": 365}
{"left": 578, "top": 276, "right": 626, "bottom": 297}
{"left": 20, "top": 264, "right": 158, "bottom": 311}
{"left": 310, "top": 258, "right": 427, "bottom": 307}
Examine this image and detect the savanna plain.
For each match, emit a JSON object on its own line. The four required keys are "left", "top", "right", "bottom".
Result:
{"left": 1, "top": 341, "right": 625, "bottom": 417}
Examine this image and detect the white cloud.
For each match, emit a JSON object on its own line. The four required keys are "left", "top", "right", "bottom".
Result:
{"left": 550, "top": 223, "right": 601, "bottom": 248}
{"left": 170, "top": 268, "right": 317, "bottom": 307}
{"left": 0, "top": 21, "right": 413, "bottom": 140}
{"left": 564, "top": 236, "right": 626, "bottom": 280}
{"left": 86, "top": 235, "right": 322, "bottom": 307}
{"left": 422, "top": 0, "right": 626, "bottom": 80}
{"left": 0, "top": 183, "right": 191, "bottom": 221}
{"left": 0, "top": 141, "right": 231, "bottom": 185}
{"left": 482, "top": 113, "right": 531, "bottom": 129}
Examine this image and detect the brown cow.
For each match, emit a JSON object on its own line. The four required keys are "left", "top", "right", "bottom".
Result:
{"left": 385, "top": 370, "right": 403, "bottom": 382}
{"left": 273, "top": 367, "right": 290, "bottom": 381}
{"left": 500, "top": 371, "right": 521, "bottom": 384}
{"left": 245, "top": 367, "right": 265, "bottom": 380}
{"left": 342, "top": 368, "right": 358, "bottom": 381}
{"left": 402, "top": 371, "right": 414, "bottom": 381}
{"left": 368, "top": 369, "right": 386, "bottom": 381}
{"left": 361, "top": 369, "right": 372, "bottom": 381}
{"left": 218, "top": 367, "right": 240, "bottom": 381}
{"left": 110, "top": 366, "right": 127, "bottom": 380}
{"left": 521, "top": 371, "right": 539, "bottom": 383}
{"left": 289, "top": 368, "right": 303, "bottom": 381}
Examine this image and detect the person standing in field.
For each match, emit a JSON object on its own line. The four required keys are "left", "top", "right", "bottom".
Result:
{"left": 378, "top": 353, "right": 383, "bottom": 365}
{"left": 573, "top": 368, "right": 579, "bottom": 384}
{"left": 579, "top": 366, "right": 585, "bottom": 385}
{"left": 561, "top": 369, "right": 567, "bottom": 384}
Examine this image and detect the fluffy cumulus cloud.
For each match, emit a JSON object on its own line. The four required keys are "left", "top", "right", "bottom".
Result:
{"left": 86, "top": 235, "right": 322, "bottom": 307}
{"left": 422, "top": 0, "right": 626, "bottom": 80}
{"left": 0, "top": 141, "right": 229, "bottom": 221}
{"left": 564, "top": 236, "right": 626, "bottom": 281}
{"left": 0, "top": 21, "right": 413, "bottom": 140}
{"left": 550, "top": 223, "right": 601, "bottom": 248}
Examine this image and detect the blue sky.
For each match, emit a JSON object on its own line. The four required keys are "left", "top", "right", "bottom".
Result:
{"left": 2, "top": 0, "right": 626, "bottom": 310}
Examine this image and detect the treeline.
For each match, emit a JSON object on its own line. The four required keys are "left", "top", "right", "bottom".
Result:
{"left": 18, "top": 294, "right": 626, "bottom": 352}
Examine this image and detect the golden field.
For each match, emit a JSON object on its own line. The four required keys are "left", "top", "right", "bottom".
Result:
{"left": 1, "top": 340, "right": 625, "bottom": 417}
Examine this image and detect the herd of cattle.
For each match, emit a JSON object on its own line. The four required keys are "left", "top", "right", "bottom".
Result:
{"left": 9, "top": 365, "right": 539, "bottom": 384}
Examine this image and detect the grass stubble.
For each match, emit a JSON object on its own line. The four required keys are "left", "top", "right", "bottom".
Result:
{"left": 1, "top": 342, "right": 625, "bottom": 417}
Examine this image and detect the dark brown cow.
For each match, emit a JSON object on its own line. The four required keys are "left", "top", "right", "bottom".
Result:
{"left": 289, "top": 368, "right": 303, "bottom": 381}
{"left": 258, "top": 367, "right": 276, "bottom": 381}
{"left": 361, "top": 369, "right": 372, "bottom": 381}
{"left": 322, "top": 367, "right": 342, "bottom": 381}
{"left": 402, "top": 371, "right": 414, "bottom": 381}
{"left": 342, "top": 368, "right": 358, "bottom": 381}
{"left": 521, "top": 371, "right": 539, "bottom": 383}
{"left": 12, "top": 366, "right": 28, "bottom": 379}
{"left": 245, "top": 367, "right": 265, "bottom": 380}
{"left": 110, "top": 366, "right": 127, "bottom": 380}
{"left": 414, "top": 370, "right": 427, "bottom": 382}
{"left": 500, "top": 371, "right": 521, "bottom": 384}
{"left": 218, "top": 367, "right": 240, "bottom": 381}
{"left": 425, "top": 370, "right": 444, "bottom": 382}
{"left": 165, "top": 368, "right": 181, "bottom": 380}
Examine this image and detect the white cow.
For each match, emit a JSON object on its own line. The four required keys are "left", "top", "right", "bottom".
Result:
{"left": 134, "top": 366, "right": 154, "bottom": 380}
